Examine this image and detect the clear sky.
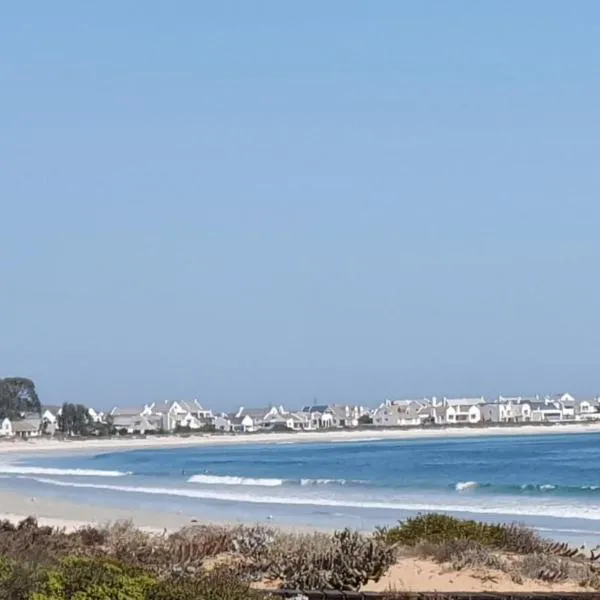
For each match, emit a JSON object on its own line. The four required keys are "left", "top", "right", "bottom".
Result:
{"left": 1, "top": 2, "right": 599, "bottom": 410}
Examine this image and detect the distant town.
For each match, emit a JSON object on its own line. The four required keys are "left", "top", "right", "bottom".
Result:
{"left": 3, "top": 392, "right": 600, "bottom": 439}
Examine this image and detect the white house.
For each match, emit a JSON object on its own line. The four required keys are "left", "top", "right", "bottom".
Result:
{"left": 152, "top": 400, "right": 213, "bottom": 432}
{"left": 530, "top": 401, "right": 563, "bottom": 422}
{"left": 300, "top": 405, "right": 334, "bottom": 429}
{"left": 213, "top": 414, "right": 233, "bottom": 432}
{"left": 88, "top": 407, "right": 105, "bottom": 423}
{"left": 481, "top": 400, "right": 532, "bottom": 423}
{"left": 231, "top": 407, "right": 270, "bottom": 432}
{"left": 443, "top": 397, "right": 485, "bottom": 424}
{"left": 576, "top": 399, "right": 600, "bottom": 419}
{"left": 0, "top": 418, "right": 12, "bottom": 437}
{"left": 372, "top": 401, "right": 422, "bottom": 427}
{"left": 228, "top": 414, "right": 256, "bottom": 433}
{"left": 327, "top": 405, "right": 365, "bottom": 428}
{"left": 110, "top": 405, "right": 155, "bottom": 432}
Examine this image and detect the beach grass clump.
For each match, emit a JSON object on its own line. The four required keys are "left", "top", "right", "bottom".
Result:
{"left": 378, "top": 513, "right": 546, "bottom": 554}
{"left": 516, "top": 552, "right": 595, "bottom": 585}
{"left": 414, "top": 538, "right": 508, "bottom": 573}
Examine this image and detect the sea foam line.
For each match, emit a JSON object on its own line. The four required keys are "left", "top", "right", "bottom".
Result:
{"left": 187, "top": 474, "right": 352, "bottom": 487}
{"left": 454, "top": 481, "right": 600, "bottom": 493}
{"left": 0, "top": 466, "right": 129, "bottom": 477}
{"left": 21, "top": 477, "right": 600, "bottom": 521}
{"left": 187, "top": 475, "right": 284, "bottom": 487}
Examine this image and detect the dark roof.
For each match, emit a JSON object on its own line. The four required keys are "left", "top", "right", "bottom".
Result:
{"left": 12, "top": 420, "right": 40, "bottom": 432}
{"left": 301, "top": 405, "right": 329, "bottom": 413}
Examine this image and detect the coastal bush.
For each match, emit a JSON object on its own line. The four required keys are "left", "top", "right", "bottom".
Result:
{"left": 33, "top": 557, "right": 157, "bottom": 600}
{"left": 516, "top": 553, "right": 595, "bottom": 585}
{"left": 257, "top": 529, "right": 396, "bottom": 590}
{"left": 416, "top": 539, "right": 507, "bottom": 572}
{"left": 147, "top": 567, "right": 263, "bottom": 600}
{"left": 378, "top": 513, "right": 546, "bottom": 554}
{"left": 0, "top": 556, "right": 261, "bottom": 600}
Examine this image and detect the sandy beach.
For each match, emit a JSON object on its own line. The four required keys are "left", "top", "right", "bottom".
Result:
{"left": 1, "top": 421, "right": 600, "bottom": 457}
{"left": 0, "top": 423, "right": 599, "bottom": 538}
{"left": 0, "top": 489, "right": 207, "bottom": 533}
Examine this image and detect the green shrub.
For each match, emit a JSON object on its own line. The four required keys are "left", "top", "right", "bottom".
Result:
{"left": 378, "top": 513, "right": 545, "bottom": 554}
{"left": 31, "top": 557, "right": 157, "bottom": 600}
{"left": 148, "top": 568, "right": 261, "bottom": 600}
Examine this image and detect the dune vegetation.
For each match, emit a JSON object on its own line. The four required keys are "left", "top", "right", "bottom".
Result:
{"left": 0, "top": 514, "right": 598, "bottom": 598}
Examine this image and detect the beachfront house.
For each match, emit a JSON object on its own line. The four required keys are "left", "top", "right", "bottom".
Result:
{"left": 12, "top": 414, "right": 42, "bottom": 438}
{"left": 299, "top": 405, "right": 335, "bottom": 429}
{"left": 110, "top": 405, "right": 157, "bottom": 433}
{"left": 529, "top": 401, "right": 563, "bottom": 422}
{"left": 228, "top": 413, "right": 256, "bottom": 433}
{"left": 260, "top": 406, "right": 316, "bottom": 431}
{"left": 0, "top": 418, "right": 12, "bottom": 437}
{"left": 443, "top": 397, "right": 485, "bottom": 425}
{"left": 326, "top": 404, "right": 366, "bottom": 428}
{"left": 548, "top": 393, "right": 576, "bottom": 405}
{"left": 88, "top": 407, "right": 105, "bottom": 423}
{"left": 372, "top": 400, "right": 424, "bottom": 427}
{"left": 576, "top": 399, "right": 600, "bottom": 420}
{"left": 157, "top": 400, "right": 214, "bottom": 431}
{"left": 213, "top": 414, "right": 234, "bottom": 432}
{"left": 233, "top": 406, "right": 278, "bottom": 432}
{"left": 481, "top": 399, "right": 532, "bottom": 423}
{"left": 41, "top": 405, "right": 61, "bottom": 425}
{"left": 40, "top": 405, "right": 62, "bottom": 435}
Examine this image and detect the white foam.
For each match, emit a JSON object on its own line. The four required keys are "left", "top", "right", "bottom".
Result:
{"left": 455, "top": 481, "right": 479, "bottom": 491}
{"left": 187, "top": 475, "right": 283, "bottom": 487}
{"left": 0, "top": 466, "right": 129, "bottom": 477}
{"left": 300, "top": 479, "right": 347, "bottom": 486}
{"left": 22, "top": 477, "right": 600, "bottom": 521}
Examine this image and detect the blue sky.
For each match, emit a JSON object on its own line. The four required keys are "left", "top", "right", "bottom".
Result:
{"left": 1, "top": 2, "right": 599, "bottom": 409}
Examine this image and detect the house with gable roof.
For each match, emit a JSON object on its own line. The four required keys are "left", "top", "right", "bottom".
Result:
{"left": 443, "top": 397, "right": 485, "bottom": 424}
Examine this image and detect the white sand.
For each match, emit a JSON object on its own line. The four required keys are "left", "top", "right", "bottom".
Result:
{"left": 0, "top": 422, "right": 599, "bottom": 456}
{"left": 0, "top": 490, "right": 195, "bottom": 532}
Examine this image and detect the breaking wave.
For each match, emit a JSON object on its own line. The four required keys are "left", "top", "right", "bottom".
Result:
{"left": 0, "top": 466, "right": 129, "bottom": 477}
{"left": 187, "top": 475, "right": 284, "bottom": 487}
{"left": 299, "top": 478, "right": 350, "bottom": 486}
{"left": 20, "top": 477, "right": 600, "bottom": 521}
{"left": 188, "top": 475, "right": 355, "bottom": 487}
{"left": 455, "top": 481, "right": 479, "bottom": 491}
{"left": 454, "top": 481, "right": 600, "bottom": 494}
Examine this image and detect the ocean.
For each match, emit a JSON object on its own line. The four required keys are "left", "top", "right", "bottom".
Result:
{"left": 3, "top": 432, "right": 600, "bottom": 546}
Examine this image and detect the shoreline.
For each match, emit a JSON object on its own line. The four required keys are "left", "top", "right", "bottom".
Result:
{"left": 1, "top": 422, "right": 600, "bottom": 456}
{"left": 0, "top": 489, "right": 313, "bottom": 534}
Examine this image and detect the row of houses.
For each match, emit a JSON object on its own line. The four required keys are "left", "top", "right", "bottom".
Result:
{"left": 2, "top": 392, "right": 599, "bottom": 438}
{"left": 371, "top": 393, "right": 600, "bottom": 427}
{"left": 108, "top": 401, "right": 370, "bottom": 434}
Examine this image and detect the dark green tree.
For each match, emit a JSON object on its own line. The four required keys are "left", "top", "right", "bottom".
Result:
{"left": 58, "top": 402, "right": 93, "bottom": 436}
{"left": 0, "top": 377, "right": 41, "bottom": 419}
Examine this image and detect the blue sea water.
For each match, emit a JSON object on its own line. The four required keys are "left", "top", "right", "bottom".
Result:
{"left": 4, "top": 433, "right": 600, "bottom": 545}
